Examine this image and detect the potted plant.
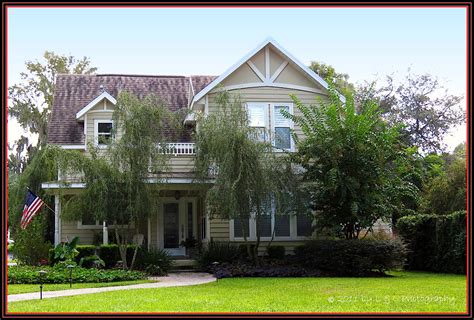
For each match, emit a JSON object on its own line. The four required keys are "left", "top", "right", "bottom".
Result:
{"left": 180, "top": 237, "right": 198, "bottom": 258}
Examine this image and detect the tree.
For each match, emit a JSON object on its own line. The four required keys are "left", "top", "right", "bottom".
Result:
{"left": 194, "top": 91, "right": 305, "bottom": 264}
{"left": 309, "top": 61, "right": 354, "bottom": 95}
{"left": 358, "top": 72, "right": 464, "bottom": 153}
{"left": 282, "top": 87, "right": 419, "bottom": 239}
{"left": 420, "top": 143, "right": 466, "bottom": 215}
{"left": 57, "top": 92, "right": 179, "bottom": 270}
{"left": 8, "top": 51, "right": 97, "bottom": 168}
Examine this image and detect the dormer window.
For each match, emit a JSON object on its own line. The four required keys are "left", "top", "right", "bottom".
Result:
{"left": 94, "top": 120, "right": 114, "bottom": 148}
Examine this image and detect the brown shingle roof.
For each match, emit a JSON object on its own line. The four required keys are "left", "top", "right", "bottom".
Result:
{"left": 190, "top": 75, "right": 218, "bottom": 96}
{"left": 48, "top": 74, "right": 216, "bottom": 145}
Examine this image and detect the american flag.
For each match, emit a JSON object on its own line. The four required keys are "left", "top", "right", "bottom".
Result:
{"left": 20, "top": 190, "right": 44, "bottom": 229}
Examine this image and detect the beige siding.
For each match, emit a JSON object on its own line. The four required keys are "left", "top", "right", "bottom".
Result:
{"left": 209, "top": 218, "right": 230, "bottom": 241}
{"left": 249, "top": 48, "right": 265, "bottom": 75}
{"left": 275, "top": 62, "right": 322, "bottom": 89}
{"left": 60, "top": 220, "right": 96, "bottom": 245}
{"left": 166, "top": 156, "right": 195, "bottom": 173}
{"left": 207, "top": 87, "right": 326, "bottom": 143}
{"left": 269, "top": 48, "right": 285, "bottom": 76}
{"left": 89, "top": 99, "right": 115, "bottom": 112}
{"left": 86, "top": 112, "right": 117, "bottom": 145}
{"left": 221, "top": 63, "right": 262, "bottom": 86}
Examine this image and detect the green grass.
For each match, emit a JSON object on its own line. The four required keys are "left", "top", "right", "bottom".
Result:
{"left": 7, "top": 271, "right": 466, "bottom": 313}
{"left": 8, "top": 280, "right": 156, "bottom": 295}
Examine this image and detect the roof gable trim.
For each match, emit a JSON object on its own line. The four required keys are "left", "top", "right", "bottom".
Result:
{"left": 76, "top": 91, "right": 117, "bottom": 119}
{"left": 191, "top": 37, "right": 346, "bottom": 106}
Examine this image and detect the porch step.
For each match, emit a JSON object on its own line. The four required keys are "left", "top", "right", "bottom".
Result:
{"left": 172, "top": 259, "right": 197, "bottom": 268}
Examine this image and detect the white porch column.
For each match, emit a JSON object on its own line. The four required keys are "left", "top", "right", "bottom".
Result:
{"left": 54, "top": 194, "right": 61, "bottom": 245}
{"left": 102, "top": 221, "right": 108, "bottom": 245}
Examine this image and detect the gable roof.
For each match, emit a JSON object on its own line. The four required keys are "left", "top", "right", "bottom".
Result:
{"left": 48, "top": 74, "right": 215, "bottom": 145}
{"left": 191, "top": 37, "right": 345, "bottom": 106}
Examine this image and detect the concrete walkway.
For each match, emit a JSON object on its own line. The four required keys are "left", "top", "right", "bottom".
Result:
{"left": 8, "top": 272, "right": 216, "bottom": 302}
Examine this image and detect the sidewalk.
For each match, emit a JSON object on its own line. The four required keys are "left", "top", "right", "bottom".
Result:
{"left": 8, "top": 272, "right": 216, "bottom": 302}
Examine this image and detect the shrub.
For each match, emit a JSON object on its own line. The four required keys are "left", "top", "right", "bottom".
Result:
{"left": 7, "top": 265, "right": 146, "bottom": 284}
{"left": 294, "top": 239, "right": 407, "bottom": 276}
{"left": 13, "top": 221, "right": 52, "bottom": 266}
{"left": 396, "top": 211, "right": 466, "bottom": 274}
{"left": 212, "top": 261, "right": 321, "bottom": 279}
{"left": 137, "top": 248, "right": 173, "bottom": 275}
{"left": 197, "top": 241, "right": 240, "bottom": 269}
{"left": 76, "top": 245, "right": 97, "bottom": 261}
{"left": 79, "top": 255, "right": 105, "bottom": 269}
{"left": 99, "top": 244, "right": 152, "bottom": 270}
{"left": 266, "top": 246, "right": 285, "bottom": 260}
{"left": 98, "top": 245, "right": 120, "bottom": 268}
{"left": 238, "top": 243, "right": 257, "bottom": 259}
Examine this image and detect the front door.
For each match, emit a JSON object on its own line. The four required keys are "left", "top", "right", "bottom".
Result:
{"left": 161, "top": 202, "right": 185, "bottom": 256}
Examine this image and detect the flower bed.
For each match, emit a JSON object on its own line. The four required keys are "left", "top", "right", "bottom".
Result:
{"left": 8, "top": 265, "right": 146, "bottom": 284}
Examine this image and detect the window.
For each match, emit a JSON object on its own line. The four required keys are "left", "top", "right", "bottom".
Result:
{"left": 273, "top": 105, "right": 291, "bottom": 150}
{"left": 246, "top": 102, "right": 294, "bottom": 151}
{"left": 81, "top": 211, "right": 98, "bottom": 227}
{"left": 297, "top": 215, "right": 313, "bottom": 237}
{"left": 201, "top": 216, "right": 207, "bottom": 240}
{"left": 187, "top": 202, "right": 193, "bottom": 239}
{"left": 94, "top": 120, "right": 114, "bottom": 147}
{"left": 247, "top": 103, "right": 268, "bottom": 142}
{"left": 257, "top": 212, "right": 272, "bottom": 237}
{"left": 231, "top": 212, "right": 313, "bottom": 240}
{"left": 275, "top": 214, "right": 291, "bottom": 237}
{"left": 233, "top": 218, "right": 250, "bottom": 238}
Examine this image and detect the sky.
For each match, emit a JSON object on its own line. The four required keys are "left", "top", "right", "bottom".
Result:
{"left": 7, "top": 7, "right": 467, "bottom": 152}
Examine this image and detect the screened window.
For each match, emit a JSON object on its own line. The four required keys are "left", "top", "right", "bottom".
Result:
{"left": 187, "top": 202, "right": 193, "bottom": 239}
{"left": 81, "top": 211, "right": 97, "bottom": 226}
{"left": 257, "top": 213, "right": 272, "bottom": 238}
{"left": 247, "top": 104, "right": 267, "bottom": 142}
{"left": 273, "top": 105, "right": 291, "bottom": 150}
{"left": 246, "top": 103, "right": 293, "bottom": 151}
{"left": 233, "top": 218, "right": 250, "bottom": 238}
{"left": 275, "top": 214, "right": 291, "bottom": 237}
{"left": 297, "top": 215, "right": 313, "bottom": 237}
{"left": 95, "top": 120, "right": 114, "bottom": 147}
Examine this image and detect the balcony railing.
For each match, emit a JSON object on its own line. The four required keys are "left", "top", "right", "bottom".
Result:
{"left": 159, "top": 143, "right": 196, "bottom": 156}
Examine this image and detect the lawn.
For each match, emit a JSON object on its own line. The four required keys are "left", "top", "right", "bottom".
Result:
{"left": 7, "top": 271, "right": 466, "bottom": 313}
{"left": 8, "top": 280, "right": 156, "bottom": 295}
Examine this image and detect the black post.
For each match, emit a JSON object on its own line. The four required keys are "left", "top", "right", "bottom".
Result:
{"left": 67, "top": 265, "right": 74, "bottom": 288}
{"left": 38, "top": 270, "right": 47, "bottom": 300}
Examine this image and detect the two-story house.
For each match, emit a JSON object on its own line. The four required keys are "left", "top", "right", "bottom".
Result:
{"left": 41, "top": 38, "right": 390, "bottom": 256}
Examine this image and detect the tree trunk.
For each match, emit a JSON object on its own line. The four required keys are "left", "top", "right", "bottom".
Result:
{"left": 115, "top": 227, "right": 128, "bottom": 270}
{"left": 129, "top": 224, "right": 140, "bottom": 271}
{"left": 239, "top": 214, "right": 252, "bottom": 263}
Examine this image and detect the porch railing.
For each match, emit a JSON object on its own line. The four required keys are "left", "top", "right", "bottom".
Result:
{"left": 159, "top": 143, "right": 196, "bottom": 156}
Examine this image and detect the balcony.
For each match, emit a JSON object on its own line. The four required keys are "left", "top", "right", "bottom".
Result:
{"left": 159, "top": 143, "right": 196, "bottom": 156}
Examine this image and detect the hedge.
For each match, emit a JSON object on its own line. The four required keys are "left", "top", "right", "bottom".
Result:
{"left": 294, "top": 239, "right": 407, "bottom": 276}
{"left": 98, "top": 245, "right": 145, "bottom": 269}
{"left": 48, "top": 245, "right": 97, "bottom": 267}
{"left": 266, "top": 246, "right": 285, "bottom": 260}
{"left": 396, "top": 211, "right": 466, "bottom": 274}
{"left": 8, "top": 265, "right": 146, "bottom": 284}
